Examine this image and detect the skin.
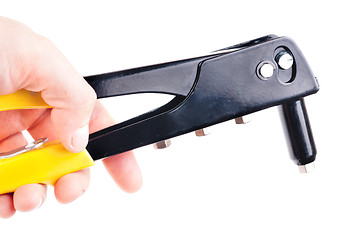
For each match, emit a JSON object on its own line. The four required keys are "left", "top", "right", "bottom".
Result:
{"left": 0, "top": 17, "right": 143, "bottom": 218}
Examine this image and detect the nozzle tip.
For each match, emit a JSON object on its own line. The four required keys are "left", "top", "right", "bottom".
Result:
{"left": 298, "top": 162, "right": 315, "bottom": 173}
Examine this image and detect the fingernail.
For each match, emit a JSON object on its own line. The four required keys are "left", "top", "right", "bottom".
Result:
{"left": 79, "top": 188, "right": 86, "bottom": 197}
{"left": 71, "top": 124, "right": 89, "bottom": 152}
{"left": 35, "top": 197, "right": 44, "bottom": 209}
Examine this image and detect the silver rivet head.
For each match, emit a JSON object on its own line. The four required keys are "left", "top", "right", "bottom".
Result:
{"left": 276, "top": 51, "right": 294, "bottom": 70}
{"left": 257, "top": 61, "right": 275, "bottom": 80}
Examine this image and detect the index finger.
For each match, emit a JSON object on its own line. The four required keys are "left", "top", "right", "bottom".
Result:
{"left": 89, "top": 101, "right": 143, "bottom": 193}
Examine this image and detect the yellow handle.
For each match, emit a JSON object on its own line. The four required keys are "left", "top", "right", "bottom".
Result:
{"left": 0, "top": 90, "right": 94, "bottom": 194}
{"left": 0, "top": 140, "right": 94, "bottom": 195}
{"left": 0, "top": 89, "right": 51, "bottom": 111}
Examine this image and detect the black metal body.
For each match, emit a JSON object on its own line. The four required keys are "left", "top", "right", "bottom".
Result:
{"left": 85, "top": 35, "right": 319, "bottom": 167}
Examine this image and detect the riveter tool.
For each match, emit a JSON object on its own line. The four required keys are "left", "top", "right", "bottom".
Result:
{"left": 0, "top": 35, "right": 319, "bottom": 194}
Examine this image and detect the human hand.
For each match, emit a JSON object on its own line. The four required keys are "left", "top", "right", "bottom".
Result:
{"left": 0, "top": 17, "right": 143, "bottom": 218}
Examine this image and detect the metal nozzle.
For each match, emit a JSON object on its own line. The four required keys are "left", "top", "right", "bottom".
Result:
{"left": 280, "top": 99, "right": 317, "bottom": 169}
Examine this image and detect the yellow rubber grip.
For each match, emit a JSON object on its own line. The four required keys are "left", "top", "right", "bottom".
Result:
{"left": 0, "top": 90, "right": 94, "bottom": 194}
{"left": 0, "top": 141, "right": 94, "bottom": 195}
{"left": 0, "top": 89, "right": 51, "bottom": 111}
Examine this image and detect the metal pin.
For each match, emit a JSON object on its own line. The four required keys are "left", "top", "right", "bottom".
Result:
{"left": 153, "top": 139, "right": 171, "bottom": 149}
{"left": 298, "top": 162, "right": 315, "bottom": 173}
{"left": 195, "top": 128, "right": 210, "bottom": 137}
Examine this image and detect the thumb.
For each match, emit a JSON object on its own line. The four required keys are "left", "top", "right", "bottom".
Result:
{"left": 48, "top": 86, "right": 96, "bottom": 153}
{"left": 38, "top": 54, "right": 97, "bottom": 152}
{"left": 41, "top": 71, "right": 96, "bottom": 152}
{"left": 24, "top": 38, "right": 96, "bottom": 152}
{"left": 0, "top": 18, "right": 97, "bottom": 152}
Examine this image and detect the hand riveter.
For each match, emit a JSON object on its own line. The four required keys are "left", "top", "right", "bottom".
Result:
{"left": 0, "top": 35, "right": 319, "bottom": 194}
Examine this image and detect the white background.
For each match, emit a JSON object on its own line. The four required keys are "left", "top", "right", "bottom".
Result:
{"left": 1, "top": 0, "right": 358, "bottom": 239}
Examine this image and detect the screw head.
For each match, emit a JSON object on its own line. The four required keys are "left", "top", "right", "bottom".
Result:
{"left": 235, "top": 115, "right": 251, "bottom": 124}
{"left": 153, "top": 139, "right": 171, "bottom": 149}
{"left": 257, "top": 61, "right": 275, "bottom": 80}
{"left": 195, "top": 128, "right": 210, "bottom": 137}
{"left": 276, "top": 51, "right": 294, "bottom": 70}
